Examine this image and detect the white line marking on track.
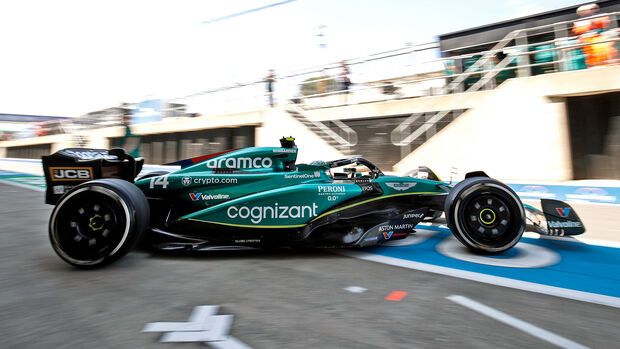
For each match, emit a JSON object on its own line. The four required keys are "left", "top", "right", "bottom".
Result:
{"left": 339, "top": 250, "right": 620, "bottom": 309}
{"left": 0, "top": 179, "right": 45, "bottom": 192}
{"left": 415, "top": 226, "right": 620, "bottom": 250}
{"left": 344, "top": 286, "right": 368, "bottom": 293}
{"left": 436, "top": 237, "right": 560, "bottom": 268}
{"left": 209, "top": 336, "right": 254, "bottom": 349}
{"left": 447, "top": 295, "right": 590, "bottom": 349}
{"left": 143, "top": 305, "right": 219, "bottom": 332}
{"left": 160, "top": 315, "right": 232, "bottom": 342}
{"left": 522, "top": 232, "right": 620, "bottom": 248}
{"left": 143, "top": 305, "right": 252, "bottom": 348}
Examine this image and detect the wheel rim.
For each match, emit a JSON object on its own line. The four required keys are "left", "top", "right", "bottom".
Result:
{"left": 452, "top": 183, "right": 525, "bottom": 251}
{"left": 50, "top": 187, "right": 131, "bottom": 266}
{"left": 464, "top": 194, "right": 511, "bottom": 238}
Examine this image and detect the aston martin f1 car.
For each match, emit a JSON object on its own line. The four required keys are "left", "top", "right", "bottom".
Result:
{"left": 42, "top": 137, "right": 585, "bottom": 268}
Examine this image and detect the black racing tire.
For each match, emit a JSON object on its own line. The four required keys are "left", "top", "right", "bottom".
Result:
{"left": 444, "top": 177, "right": 525, "bottom": 254}
{"left": 135, "top": 170, "right": 170, "bottom": 182}
{"left": 49, "top": 178, "right": 150, "bottom": 268}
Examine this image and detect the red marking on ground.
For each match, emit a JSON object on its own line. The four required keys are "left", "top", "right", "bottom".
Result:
{"left": 385, "top": 291, "right": 408, "bottom": 301}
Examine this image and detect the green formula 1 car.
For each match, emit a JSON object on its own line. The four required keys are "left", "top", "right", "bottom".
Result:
{"left": 42, "top": 137, "right": 585, "bottom": 268}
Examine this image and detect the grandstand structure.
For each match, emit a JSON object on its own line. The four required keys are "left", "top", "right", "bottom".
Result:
{"left": 1, "top": 1, "right": 619, "bottom": 181}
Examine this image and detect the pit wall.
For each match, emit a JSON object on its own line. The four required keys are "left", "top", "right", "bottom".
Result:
{"left": 394, "top": 66, "right": 620, "bottom": 181}
{"left": 0, "top": 107, "right": 343, "bottom": 165}
{"left": 0, "top": 110, "right": 264, "bottom": 155}
{"left": 0, "top": 134, "right": 74, "bottom": 154}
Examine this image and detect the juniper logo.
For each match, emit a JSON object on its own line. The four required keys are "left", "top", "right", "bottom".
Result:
{"left": 403, "top": 212, "right": 425, "bottom": 219}
{"left": 385, "top": 182, "right": 417, "bottom": 191}
{"left": 227, "top": 202, "right": 319, "bottom": 224}
{"left": 206, "top": 157, "right": 272, "bottom": 169}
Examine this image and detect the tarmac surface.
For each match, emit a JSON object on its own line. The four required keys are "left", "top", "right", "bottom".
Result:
{"left": 1, "top": 182, "right": 619, "bottom": 348}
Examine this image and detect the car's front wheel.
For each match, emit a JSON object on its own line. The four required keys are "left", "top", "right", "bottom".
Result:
{"left": 49, "top": 179, "right": 149, "bottom": 268}
{"left": 444, "top": 176, "right": 525, "bottom": 253}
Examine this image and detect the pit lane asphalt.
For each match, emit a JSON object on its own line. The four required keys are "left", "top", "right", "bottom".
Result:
{"left": 1, "top": 183, "right": 618, "bottom": 349}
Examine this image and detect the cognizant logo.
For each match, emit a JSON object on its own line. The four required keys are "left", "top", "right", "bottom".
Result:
{"left": 206, "top": 157, "right": 272, "bottom": 169}
{"left": 227, "top": 203, "right": 319, "bottom": 224}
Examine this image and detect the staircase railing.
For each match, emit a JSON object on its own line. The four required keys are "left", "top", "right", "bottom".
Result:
{"left": 286, "top": 102, "right": 357, "bottom": 147}
{"left": 330, "top": 119, "right": 358, "bottom": 147}
{"left": 391, "top": 10, "right": 620, "bottom": 147}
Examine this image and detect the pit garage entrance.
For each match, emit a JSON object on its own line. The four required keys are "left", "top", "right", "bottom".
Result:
{"left": 566, "top": 91, "right": 620, "bottom": 179}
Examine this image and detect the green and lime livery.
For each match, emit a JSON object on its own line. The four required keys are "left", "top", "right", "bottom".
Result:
{"left": 133, "top": 143, "right": 447, "bottom": 246}
{"left": 136, "top": 148, "right": 441, "bottom": 227}
{"left": 43, "top": 137, "right": 586, "bottom": 268}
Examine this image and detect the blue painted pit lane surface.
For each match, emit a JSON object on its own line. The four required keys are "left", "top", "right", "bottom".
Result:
{"left": 0, "top": 169, "right": 34, "bottom": 176}
{"left": 363, "top": 226, "right": 620, "bottom": 299}
{"left": 507, "top": 183, "right": 620, "bottom": 205}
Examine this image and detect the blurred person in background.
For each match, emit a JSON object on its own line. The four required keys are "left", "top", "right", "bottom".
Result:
{"left": 121, "top": 103, "right": 140, "bottom": 158}
{"left": 572, "top": 3, "right": 618, "bottom": 68}
{"left": 35, "top": 122, "right": 46, "bottom": 137}
{"left": 443, "top": 52, "right": 463, "bottom": 93}
{"left": 443, "top": 56, "right": 458, "bottom": 77}
{"left": 264, "top": 69, "right": 276, "bottom": 107}
{"left": 338, "top": 60, "right": 351, "bottom": 104}
{"left": 317, "top": 68, "right": 328, "bottom": 94}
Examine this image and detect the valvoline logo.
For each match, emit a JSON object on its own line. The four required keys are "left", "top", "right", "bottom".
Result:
{"left": 189, "top": 193, "right": 202, "bottom": 201}
{"left": 556, "top": 207, "right": 571, "bottom": 218}
{"left": 382, "top": 231, "right": 394, "bottom": 239}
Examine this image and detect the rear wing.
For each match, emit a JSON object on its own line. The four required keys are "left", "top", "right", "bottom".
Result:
{"left": 42, "top": 148, "right": 144, "bottom": 205}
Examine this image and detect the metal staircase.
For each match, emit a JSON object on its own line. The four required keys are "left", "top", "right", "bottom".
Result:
{"left": 391, "top": 30, "right": 523, "bottom": 149}
{"left": 392, "top": 10, "right": 620, "bottom": 151}
{"left": 285, "top": 103, "right": 357, "bottom": 155}
{"left": 59, "top": 119, "right": 87, "bottom": 147}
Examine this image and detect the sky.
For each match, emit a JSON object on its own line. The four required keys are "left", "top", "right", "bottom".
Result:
{"left": 0, "top": 0, "right": 587, "bottom": 117}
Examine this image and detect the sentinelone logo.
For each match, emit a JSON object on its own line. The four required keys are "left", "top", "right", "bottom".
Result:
{"left": 227, "top": 203, "right": 318, "bottom": 224}
{"left": 284, "top": 171, "right": 321, "bottom": 179}
{"left": 206, "top": 157, "right": 272, "bottom": 169}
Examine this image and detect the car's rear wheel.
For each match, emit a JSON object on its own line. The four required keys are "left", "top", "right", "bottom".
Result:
{"left": 444, "top": 177, "right": 525, "bottom": 253}
{"left": 49, "top": 179, "right": 149, "bottom": 268}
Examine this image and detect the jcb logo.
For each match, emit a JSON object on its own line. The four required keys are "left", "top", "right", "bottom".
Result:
{"left": 50, "top": 167, "right": 93, "bottom": 181}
